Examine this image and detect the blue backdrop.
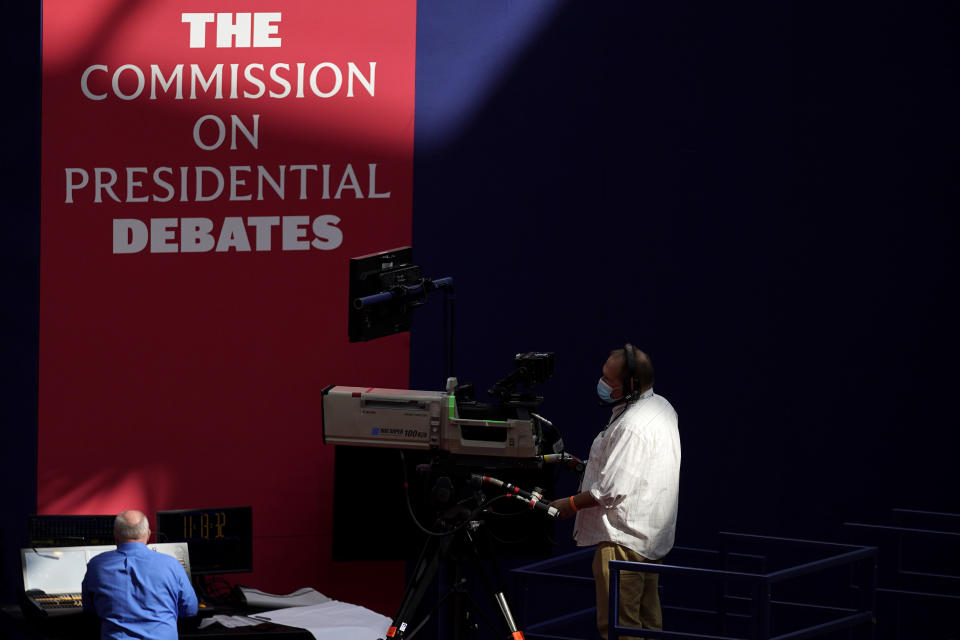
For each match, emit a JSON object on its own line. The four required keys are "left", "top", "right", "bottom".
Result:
{"left": 407, "top": 1, "right": 959, "bottom": 551}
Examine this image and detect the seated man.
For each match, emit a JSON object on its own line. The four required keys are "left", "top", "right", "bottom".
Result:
{"left": 82, "top": 510, "right": 197, "bottom": 639}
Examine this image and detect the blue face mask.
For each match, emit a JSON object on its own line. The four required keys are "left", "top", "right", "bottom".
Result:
{"left": 597, "top": 378, "right": 618, "bottom": 404}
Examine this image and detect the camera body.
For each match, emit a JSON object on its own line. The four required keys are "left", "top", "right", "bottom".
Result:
{"left": 321, "top": 385, "right": 542, "bottom": 458}
{"left": 321, "top": 352, "right": 555, "bottom": 459}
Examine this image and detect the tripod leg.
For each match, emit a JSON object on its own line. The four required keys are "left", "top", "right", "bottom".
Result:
{"left": 386, "top": 534, "right": 453, "bottom": 639}
{"left": 462, "top": 526, "right": 528, "bottom": 639}
{"left": 493, "top": 591, "right": 523, "bottom": 637}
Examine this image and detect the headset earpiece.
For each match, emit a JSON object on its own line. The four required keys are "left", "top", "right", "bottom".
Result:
{"left": 624, "top": 343, "right": 639, "bottom": 398}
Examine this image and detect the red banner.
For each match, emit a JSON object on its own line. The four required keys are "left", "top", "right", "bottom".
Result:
{"left": 39, "top": 0, "right": 415, "bottom": 603}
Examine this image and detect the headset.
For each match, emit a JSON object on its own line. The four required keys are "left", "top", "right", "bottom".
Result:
{"left": 623, "top": 343, "right": 640, "bottom": 402}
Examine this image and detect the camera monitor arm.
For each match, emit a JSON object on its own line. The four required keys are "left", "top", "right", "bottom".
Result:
{"left": 352, "top": 276, "right": 454, "bottom": 311}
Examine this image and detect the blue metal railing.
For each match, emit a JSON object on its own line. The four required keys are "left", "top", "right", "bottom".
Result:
{"left": 844, "top": 508, "right": 960, "bottom": 639}
{"left": 511, "top": 532, "right": 877, "bottom": 640}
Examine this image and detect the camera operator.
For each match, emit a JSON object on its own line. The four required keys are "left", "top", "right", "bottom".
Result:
{"left": 550, "top": 345, "right": 680, "bottom": 640}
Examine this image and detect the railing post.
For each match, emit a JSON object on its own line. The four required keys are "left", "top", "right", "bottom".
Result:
{"left": 863, "top": 555, "right": 877, "bottom": 640}
{"left": 752, "top": 578, "right": 771, "bottom": 640}
{"left": 609, "top": 563, "right": 619, "bottom": 640}
{"left": 718, "top": 538, "right": 729, "bottom": 635}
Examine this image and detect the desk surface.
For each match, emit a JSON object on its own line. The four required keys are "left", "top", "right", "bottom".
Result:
{"left": 1, "top": 605, "right": 314, "bottom": 640}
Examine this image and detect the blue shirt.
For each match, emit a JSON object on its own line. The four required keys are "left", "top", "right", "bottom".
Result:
{"left": 82, "top": 542, "right": 198, "bottom": 640}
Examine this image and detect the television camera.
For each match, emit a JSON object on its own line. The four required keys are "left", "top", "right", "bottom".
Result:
{"left": 331, "top": 248, "right": 585, "bottom": 639}
{"left": 322, "top": 351, "right": 574, "bottom": 463}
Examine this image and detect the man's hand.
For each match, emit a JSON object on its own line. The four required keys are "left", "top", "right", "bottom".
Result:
{"left": 550, "top": 496, "right": 577, "bottom": 520}
{"left": 549, "top": 491, "right": 599, "bottom": 519}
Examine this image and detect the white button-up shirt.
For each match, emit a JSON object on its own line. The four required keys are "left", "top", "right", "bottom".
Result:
{"left": 573, "top": 388, "right": 681, "bottom": 560}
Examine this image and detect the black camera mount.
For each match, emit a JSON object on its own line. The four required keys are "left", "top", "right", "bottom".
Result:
{"left": 381, "top": 467, "right": 557, "bottom": 640}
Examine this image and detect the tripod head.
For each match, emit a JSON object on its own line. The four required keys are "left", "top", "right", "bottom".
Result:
{"left": 413, "top": 459, "right": 558, "bottom": 537}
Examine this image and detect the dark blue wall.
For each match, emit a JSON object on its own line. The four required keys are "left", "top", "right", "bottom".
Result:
{"left": 2, "top": 0, "right": 957, "bottom": 609}
{"left": 409, "top": 0, "right": 960, "bottom": 552}
{"left": 1, "top": 0, "right": 40, "bottom": 605}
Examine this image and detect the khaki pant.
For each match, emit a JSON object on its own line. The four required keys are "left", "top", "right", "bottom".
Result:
{"left": 592, "top": 542, "right": 662, "bottom": 640}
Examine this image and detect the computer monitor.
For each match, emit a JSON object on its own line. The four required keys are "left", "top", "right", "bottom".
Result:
{"left": 154, "top": 507, "right": 252, "bottom": 575}
{"left": 348, "top": 246, "right": 418, "bottom": 342}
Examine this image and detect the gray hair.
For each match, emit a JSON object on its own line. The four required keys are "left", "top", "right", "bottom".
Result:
{"left": 115, "top": 510, "right": 150, "bottom": 541}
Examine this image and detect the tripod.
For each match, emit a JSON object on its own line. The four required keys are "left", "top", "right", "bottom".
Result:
{"left": 383, "top": 476, "right": 553, "bottom": 640}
